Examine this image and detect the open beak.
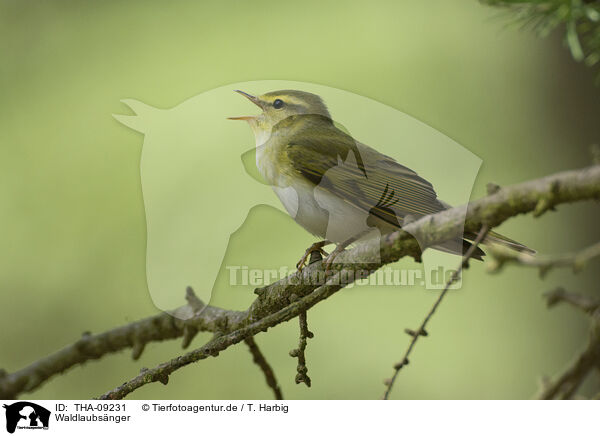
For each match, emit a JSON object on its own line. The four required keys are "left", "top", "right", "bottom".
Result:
{"left": 227, "top": 90, "right": 263, "bottom": 121}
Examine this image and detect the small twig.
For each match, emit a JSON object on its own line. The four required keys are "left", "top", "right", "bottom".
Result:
{"left": 244, "top": 336, "right": 283, "bottom": 400}
{"left": 487, "top": 241, "right": 600, "bottom": 278}
{"left": 537, "top": 323, "right": 600, "bottom": 399}
{"left": 290, "top": 311, "right": 313, "bottom": 387}
{"left": 538, "top": 290, "right": 600, "bottom": 399}
{"left": 544, "top": 287, "right": 600, "bottom": 317}
{"left": 185, "top": 286, "right": 205, "bottom": 313}
{"left": 382, "top": 224, "right": 490, "bottom": 400}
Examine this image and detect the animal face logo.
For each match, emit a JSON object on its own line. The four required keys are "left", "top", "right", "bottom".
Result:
{"left": 114, "top": 81, "right": 481, "bottom": 317}
{"left": 3, "top": 402, "right": 50, "bottom": 433}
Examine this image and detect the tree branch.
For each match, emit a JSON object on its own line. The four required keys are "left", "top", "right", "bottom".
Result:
{"left": 244, "top": 336, "right": 283, "bottom": 400}
{"left": 487, "top": 241, "right": 600, "bottom": 277}
{"left": 537, "top": 290, "right": 600, "bottom": 399}
{"left": 1, "top": 165, "right": 599, "bottom": 400}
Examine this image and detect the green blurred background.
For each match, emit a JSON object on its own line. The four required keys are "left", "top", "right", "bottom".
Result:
{"left": 1, "top": 0, "right": 599, "bottom": 399}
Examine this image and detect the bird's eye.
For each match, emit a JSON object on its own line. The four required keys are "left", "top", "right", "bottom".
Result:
{"left": 273, "top": 99, "right": 284, "bottom": 109}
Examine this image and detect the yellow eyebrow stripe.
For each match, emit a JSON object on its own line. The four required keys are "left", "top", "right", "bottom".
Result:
{"left": 262, "top": 94, "right": 308, "bottom": 108}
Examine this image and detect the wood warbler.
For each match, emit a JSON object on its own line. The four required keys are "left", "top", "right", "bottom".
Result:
{"left": 229, "top": 89, "right": 533, "bottom": 270}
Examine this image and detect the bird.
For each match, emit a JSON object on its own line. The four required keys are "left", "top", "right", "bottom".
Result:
{"left": 228, "top": 89, "right": 534, "bottom": 271}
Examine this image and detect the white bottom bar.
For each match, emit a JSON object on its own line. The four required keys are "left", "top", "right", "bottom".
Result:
{"left": 1, "top": 400, "right": 596, "bottom": 436}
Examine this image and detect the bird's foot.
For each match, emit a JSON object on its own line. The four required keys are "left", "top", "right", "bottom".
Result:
{"left": 322, "top": 231, "right": 370, "bottom": 274}
{"left": 323, "top": 245, "right": 347, "bottom": 274}
{"left": 296, "top": 240, "right": 330, "bottom": 272}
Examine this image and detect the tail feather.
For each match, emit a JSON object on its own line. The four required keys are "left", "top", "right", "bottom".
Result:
{"left": 433, "top": 238, "right": 486, "bottom": 261}
{"left": 483, "top": 231, "right": 536, "bottom": 254}
{"left": 463, "top": 230, "right": 535, "bottom": 257}
{"left": 430, "top": 232, "right": 534, "bottom": 261}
